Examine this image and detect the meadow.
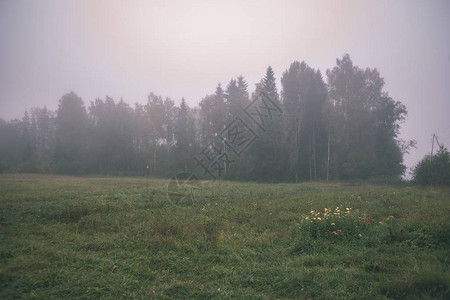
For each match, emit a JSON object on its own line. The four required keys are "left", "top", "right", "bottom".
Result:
{"left": 0, "top": 174, "right": 449, "bottom": 299}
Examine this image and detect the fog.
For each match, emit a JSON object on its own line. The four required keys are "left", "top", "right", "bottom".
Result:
{"left": 0, "top": 0, "right": 449, "bottom": 176}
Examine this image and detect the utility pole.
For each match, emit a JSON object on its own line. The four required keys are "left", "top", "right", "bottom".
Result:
{"left": 431, "top": 134, "right": 444, "bottom": 164}
{"left": 431, "top": 134, "right": 443, "bottom": 157}
{"left": 431, "top": 134, "right": 435, "bottom": 156}
{"left": 435, "top": 134, "right": 442, "bottom": 150}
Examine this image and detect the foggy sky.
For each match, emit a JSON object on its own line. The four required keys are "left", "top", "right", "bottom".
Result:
{"left": 1, "top": 0, "right": 449, "bottom": 176}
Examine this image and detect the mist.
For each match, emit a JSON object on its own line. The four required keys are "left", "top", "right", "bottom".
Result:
{"left": 0, "top": 0, "right": 449, "bottom": 178}
{"left": 2, "top": 2, "right": 450, "bottom": 298}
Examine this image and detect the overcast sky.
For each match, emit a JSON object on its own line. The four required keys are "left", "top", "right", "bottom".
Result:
{"left": 0, "top": 0, "right": 449, "bottom": 176}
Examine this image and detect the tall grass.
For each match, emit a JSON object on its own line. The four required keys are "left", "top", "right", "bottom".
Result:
{"left": 0, "top": 175, "right": 449, "bottom": 299}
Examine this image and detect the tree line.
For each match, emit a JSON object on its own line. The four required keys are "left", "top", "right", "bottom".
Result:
{"left": 0, "top": 54, "right": 415, "bottom": 182}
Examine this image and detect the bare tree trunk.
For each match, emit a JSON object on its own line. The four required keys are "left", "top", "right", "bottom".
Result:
{"left": 167, "top": 146, "right": 170, "bottom": 172}
{"left": 326, "top": 128, "right": 330, "bottom": 182}
{"left": 295, "top": 119, "right": 299, "bottom": 183}
{"left": 153, "top": 148, "right": 156, "bottom": 175}
{"left": 224, "top": 142, "right": 227, "bottom": 175}
{"left": 313, "top": 126, "right": 317, "bottom": 181}
{"left": 309, "top": 135, "right": 312, "bottom": 181}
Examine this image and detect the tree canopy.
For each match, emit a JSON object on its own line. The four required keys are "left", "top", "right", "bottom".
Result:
{"left": 0, "top": 55, "right": 415, "bottom": 182}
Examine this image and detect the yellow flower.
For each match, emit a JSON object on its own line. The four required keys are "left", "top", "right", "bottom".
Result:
{"left": 317, "top": 217, "right": 321, "bottom": 220}
{"left": 358, "top": 234, "right": 363, "bottom": 238}
{"left": 331, "top": 223, "right": 335, "bottom": 226}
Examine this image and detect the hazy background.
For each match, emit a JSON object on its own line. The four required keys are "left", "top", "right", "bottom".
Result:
{"left": 1, "top": 0, "right": 449, "bottom": 177}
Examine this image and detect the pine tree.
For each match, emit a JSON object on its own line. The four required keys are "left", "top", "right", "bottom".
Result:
{"left": 263, "top": 66, "right": 279, "bottom": 103}
{"left": 215, "top": 82, "right": 224, "bottom": 97}
{"left": 54, "top": 92, "right": 88, "bottom": 173}
{"left": 199, "top": 89, "right": 226, "bottom": 146}
{"left": 175, "top": 98, "right": 189, "bottom": 170}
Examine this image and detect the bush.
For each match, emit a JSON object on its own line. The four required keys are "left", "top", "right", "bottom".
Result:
{"left": 412, "top": 147, "right": 450, "bottom": 186}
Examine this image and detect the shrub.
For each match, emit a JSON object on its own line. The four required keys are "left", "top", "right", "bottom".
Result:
{"left": 412, "top": 147, "right": 450, "bottom": 186}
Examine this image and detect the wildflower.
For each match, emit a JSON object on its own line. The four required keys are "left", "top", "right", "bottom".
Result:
{"left": 332, "top": 231, "right": 338, "bottom": 235}
{"left": 379, "top": 221, "right": 384, "bottom": 225}
{"left": 317, "top": 217, "right": 321, "bottom": 220}
{"left": 337, "top": 230, "right": 343, "bottom": 234}
{"left": 331, "top": 223, "right": 335, "bottom": 226}
{"left": 358, "top": 233, "right": 362, "bottom": 238}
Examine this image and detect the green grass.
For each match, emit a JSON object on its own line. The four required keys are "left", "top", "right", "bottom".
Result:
{"left": 0, "top": 174, "right": 449, "bottom": 299}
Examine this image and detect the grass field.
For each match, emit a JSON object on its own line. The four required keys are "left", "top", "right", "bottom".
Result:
{"left": 0, "top": 174, "right": 449, "bottom": 299}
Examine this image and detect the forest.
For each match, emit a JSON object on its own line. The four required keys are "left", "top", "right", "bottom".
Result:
{"left": 0, "top": 54, "right": 415, "bottom": 182}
